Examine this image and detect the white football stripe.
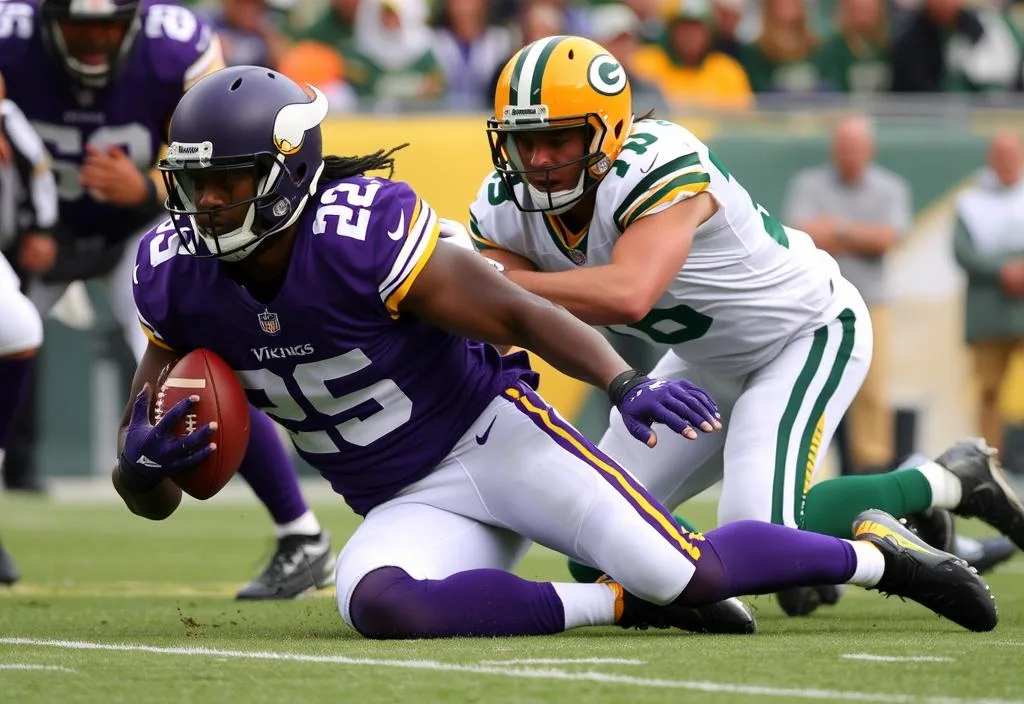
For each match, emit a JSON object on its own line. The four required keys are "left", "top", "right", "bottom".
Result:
{"left": 162, "top": 377, "right": 207, "bottom": 389}
{"left": 515, "top": 36, "right": 558, "bottom": 107}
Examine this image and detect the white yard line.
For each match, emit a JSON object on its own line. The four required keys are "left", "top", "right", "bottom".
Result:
{"left": 1, "top": 637, "right": 1019, "bottom": 704}
{"left": 0, "top": 664, "right": 75, "bottom": 673}
{"left": 478, "top": 658, "right": 644, "bottom": 666}
{"left": 841, "top": 654, "right": 954, "bottom": 663}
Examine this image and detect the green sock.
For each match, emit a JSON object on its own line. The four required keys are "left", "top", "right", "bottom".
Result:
{"left": 566, "top": 512, "right": 701, "bottom": 583}
{"left": 801, "top": 469, "right": 933, "bottom": 538}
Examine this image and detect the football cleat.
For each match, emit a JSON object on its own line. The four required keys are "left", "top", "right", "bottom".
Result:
{"left": 775, "top": 584, "right": 844, "bottom": 617}
{"left": 852, "top": 509, "right": 997, "bottom": 632}
{"left": 902, "top": 507, "right": 956, "bottom": 553}
{"left": 0, "top": 542, "right": 19, "bottom": 585}
{"left": 936, "top": 438, "right": 1024, "bottom": 550}
{"left": 606, "top": 579, "right": 757, "bottom": 634}
{"left": 958, "top": 536, "right": 1018, "bottom": 575}
{"left": 236, "top": 532, "right": 336, "bottom": 600}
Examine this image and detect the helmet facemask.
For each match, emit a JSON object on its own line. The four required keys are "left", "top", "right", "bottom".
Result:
{"left": 487, "top": 110, "right": 615, "bottom": 215}
{"left": 41, "top": 0, "right": 141, "bottom": 90}
{"left": 161, "top": 143, "right": 316, "bottom": 262}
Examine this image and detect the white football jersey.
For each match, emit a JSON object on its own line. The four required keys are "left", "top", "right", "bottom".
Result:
{"left": 470, "top": 118, "right": 846, "bottom": 375}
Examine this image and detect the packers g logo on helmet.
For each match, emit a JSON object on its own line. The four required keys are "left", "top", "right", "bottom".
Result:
{"left": 587, "top": 55, "right": 627, "bottom": 96}
{"left": 487, "top": 35, "right": 634, "bottom": 214}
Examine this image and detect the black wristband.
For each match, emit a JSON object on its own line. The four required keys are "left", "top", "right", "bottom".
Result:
{"left": 116, "top": 454, "right": 160, "bottom": 492}
{"left": 138, "top": 177, "right": 160, "bottom": 213}
{"left": 607, "top": 369, "right": 650, "bottom": 406}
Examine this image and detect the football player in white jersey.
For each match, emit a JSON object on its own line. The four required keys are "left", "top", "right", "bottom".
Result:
{"left": 468, "top": 35, "right": 1024, "bottom": 616}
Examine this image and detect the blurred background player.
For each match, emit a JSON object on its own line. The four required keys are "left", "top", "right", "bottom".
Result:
{"left": 0, "top": 95, "right": 52, "bottom": 585}
{"left": 0, "top": 0, "right": 333, "bottom": 599}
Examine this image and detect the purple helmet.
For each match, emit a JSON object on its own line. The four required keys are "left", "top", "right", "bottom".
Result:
{"left": 40, "top": 0, "right": 143, "bottom": 90}
{"left": 158, "top": 65, "right": 328, "bottom": 261}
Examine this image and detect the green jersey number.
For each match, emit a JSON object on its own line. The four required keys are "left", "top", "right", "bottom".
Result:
{"left": 614, "top": 304, "right": 713, "bottom": 345}
{"left": 708, "top": 149, "right": 789, "bottom": 248}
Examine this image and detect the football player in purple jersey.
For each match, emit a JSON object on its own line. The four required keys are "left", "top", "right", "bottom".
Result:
{"left": 0, "top": 0, "right": 334, "bottom": 599}
{"left": 114, "top": 66, "right": 999, "bottom": 639}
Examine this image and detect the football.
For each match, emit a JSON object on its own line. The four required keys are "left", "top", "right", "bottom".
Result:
{"left": 154, "top": 348, "right": 251, "bottom": 500}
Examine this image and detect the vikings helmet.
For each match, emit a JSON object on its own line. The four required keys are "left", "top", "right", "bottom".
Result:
{"left": 40, "top": 0, "right": 143, "bottom": 90}
{"left": 488, "top": 35, "right": 633, "bottom": 214}
{"left": 158, "top": 65, "right": 328, "bottom": 261}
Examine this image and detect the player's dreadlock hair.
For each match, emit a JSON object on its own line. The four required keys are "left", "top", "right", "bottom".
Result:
{"left": 321, "top": 144, "right": 409, "bottom": 181}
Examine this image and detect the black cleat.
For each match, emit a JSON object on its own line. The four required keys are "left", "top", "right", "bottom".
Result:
{"left": 609, "top": 579, "right": 756, "bottom": 634}
{"left": 902, "top": 508, "right": 956, "bottom": 553}
{"left": 775, "top": 584, "right": 844, "bottom": 617}
{"left": 853, "top": 509, "right": 997, "bottom": 632}
{"left": 936, "top": 438, "right": 1024, "bottom": 550}
{"left": 0, "top": 542, "right": 19, "bottom": 585}
{"left": 236, "top": 532, "right": 336, "bottom": 600}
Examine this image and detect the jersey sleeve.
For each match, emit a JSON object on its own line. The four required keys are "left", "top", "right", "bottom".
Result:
{"left": 0, "top": 99, "right": 57, "bottom": 231}
{"left": 139, "top": 4, "right": 224, "bottom": 92}
{"left": 604, "top": 122, "right": 714, "bottom": 233}
{"left": 132, "top": 218, "right": 189, "bottom": 352}
{"left": 369, "top": 180, "right": 440, "bottom": 317}
{"left": 0, "top": 2, "right": 35, "bottom": 74}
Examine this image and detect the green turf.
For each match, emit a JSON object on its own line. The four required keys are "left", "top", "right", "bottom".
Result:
{"left": 1, "top": 493, "right": 1022, "bottom": 704}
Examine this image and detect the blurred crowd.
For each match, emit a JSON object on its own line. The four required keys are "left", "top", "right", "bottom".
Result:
{"left": 179, "top": 0, "right": 1024, "bottom": 113}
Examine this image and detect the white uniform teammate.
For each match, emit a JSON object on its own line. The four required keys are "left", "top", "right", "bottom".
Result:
{"left": 468, "top": 35, "right": 1024, "bottom": 615}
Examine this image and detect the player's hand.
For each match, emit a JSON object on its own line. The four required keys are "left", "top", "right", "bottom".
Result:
{"left": 613, "top": 374, "right": 721, "bottom": 447}
{"left": 79, "top": 145, "right": 149, "bottom": 207}
{"left": 118, "top": 383, "right": 216, "bottom": 489}
{"left": 1000, "top": 259, "right": 1024, "bottom": 298}
{"left": 17, "top": 231, "right": 57, "bottom": 274}
{"left": 438, "top": 218, "right": 506, "bottom": 272}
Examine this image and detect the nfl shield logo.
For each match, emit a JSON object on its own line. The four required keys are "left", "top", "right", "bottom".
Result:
{"left": 258, "top": 309, "right": 281, "bottom": 336}
{"left": 569, "top": 249, "right": 587, "bottom": 266}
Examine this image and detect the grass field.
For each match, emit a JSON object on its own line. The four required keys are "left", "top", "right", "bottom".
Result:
{"left": 1, "top": 485, "right": 1023, "bottom": 704}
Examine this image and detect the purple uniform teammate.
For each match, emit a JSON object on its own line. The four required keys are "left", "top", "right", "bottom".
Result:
{"left": 0, "top": 0, "right": 332, "bottom": 599}
{"left": 116, "top": 66, "right": 998, "bottom": 639}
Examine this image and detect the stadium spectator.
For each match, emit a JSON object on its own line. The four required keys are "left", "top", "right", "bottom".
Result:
{"left": 432, "top": 0, "right": 513, "bottom": 110}
{"left": 817, "top": 0, "right": 893, "bottom": 92}
{"left": 630, "top": 0, "right": 753, "bottom": 110}
{"left": 739, "top": 0, "right": 823, "bottom": 92}
{"left": 784, "top": 115, "right": 911, "bottom": 474}
{"left": 711, "top": 0, "right": 745, "bottom": 58}
{"left": 290, "top": 0, "right": 360, "bottom": 48}
{"left": 891, "top": 0, "right": 1023, "bottom": 92}
{"left": 278, "top": 41, "right": 359, "bottom": 112}
{"left": 347, "top": 0, "right": 445, "bottom": 112}
{"left": 588, "top": 4, "right": 668, "bottom": 114}
{"left": 208, "top": 0, "right": 289, "bottom": 69}
{"left": 953, "top": 131, "right": 1024, "bottom": 456}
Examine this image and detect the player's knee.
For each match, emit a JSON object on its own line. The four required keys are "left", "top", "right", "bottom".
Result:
{"left": 347, "top": 566, "right": 432, "bottom": 640}
{"left": 676, "top": 539, "right": 729, "bottom": 606}
{"left": 0, "top": 292, "right": 43, "bottom": 356}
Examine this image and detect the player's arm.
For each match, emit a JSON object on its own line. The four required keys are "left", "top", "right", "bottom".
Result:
{"left": 403, "top": 241, "right": 632, "bottom": 390}
{"left": 111, "top": 341, "right": 186, "bottom": 521}
{"left": 505, "top": 193, "right": 718, "bottom": 324}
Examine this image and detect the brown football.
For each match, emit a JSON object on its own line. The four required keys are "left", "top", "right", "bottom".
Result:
{"left": 155, "top": 348, "right": 251, "bottom": 500}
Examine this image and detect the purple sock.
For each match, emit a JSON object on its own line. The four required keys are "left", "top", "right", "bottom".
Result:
{"left": 678, "top": 521, "right": 858, "bottom": 605}
{"left": 350, "top": 566, "right": 566, "bottom": 639}
{"left": 0, "top": 357, "right": 33, "bottom": 449}
{"left": 237, "top": 406, "right": 309, "bottom": 526}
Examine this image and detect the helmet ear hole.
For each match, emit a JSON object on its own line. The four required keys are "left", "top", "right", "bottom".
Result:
{"left": 293, "top": 162, "right": 308, "bottom": 186}
{"left": 614, "top": 120, "right": 624, "bottom": 139}
{"left": 230, "top": 78, "right": 243, "bottom": 91}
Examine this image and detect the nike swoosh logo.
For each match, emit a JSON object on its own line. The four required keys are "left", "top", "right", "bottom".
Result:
{"left": 639, "top": 157, "right": 658, "bottom": 174}
{"left": 137, "top": 455, "right": 161, "bottom": 468}
{"left": 476, "top": 416, "right": 497, "bottom": 445}
{"left": 386, "top": 209, "right": 406, "bottom": 240}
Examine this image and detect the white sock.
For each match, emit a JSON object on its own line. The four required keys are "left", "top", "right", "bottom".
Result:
{"left": 552, "top": 582, "right": 618, "bottom": 630}
{"left": 916, "top": 461, "right": 963, "bottom": 510}
{"left": 274, "top": 510, "right": 321, "bottom": 538}
{"left": 846, "top": 540, "right": 886, "bottom": 587}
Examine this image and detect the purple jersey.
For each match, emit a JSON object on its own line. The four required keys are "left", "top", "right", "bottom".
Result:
{"left": 0, "top": 0, "right": 219, "bottom": 241}
{"left": 134, "top": 177, "right": 535, "bottom": 515}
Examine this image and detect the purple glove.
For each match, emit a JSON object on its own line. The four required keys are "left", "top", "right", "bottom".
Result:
{"left": 118, "top": 383, "right": 216, "bottom": 490}
{"left": 610, "top": 370, "right": 720, "bottom": 447}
